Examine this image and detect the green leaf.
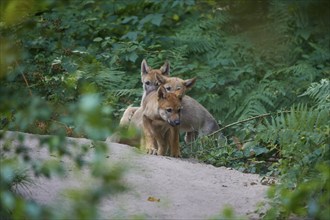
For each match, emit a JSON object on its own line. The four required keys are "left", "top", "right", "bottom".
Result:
{"left": 62, "top": 60, "right": 77, "bottom": 73}
{"left": 121, "top": 16, "right": 138, "bottom": 24}
{"left": 93, "top": 37, "right": 103, "bottom": 42}
{"left": 139, "top": 14, "right": 163, "bottom": 27}
{"left": 150, "top": 13, "right": 163, "bottom": 26}
{"left": 297, "top": 29, "right": 311, "bottom": 40}
{"left": 79, "top": 94, "right": 101, "bottom": 112}
{"left": 121, "top": 31, "right": 138, "bottom": 41}
{"left": 1, "top": 191, "right": 15, "bottom": 210}
{"left": 126, "top": 52, "right": 138, "bottom": 62}
{"left": 252, "top": 146, "right": 269, "bottom": 156}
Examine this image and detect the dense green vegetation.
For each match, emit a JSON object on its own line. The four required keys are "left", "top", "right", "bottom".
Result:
{"left": 1, "top": 0, "right": 329, "bottom": 219}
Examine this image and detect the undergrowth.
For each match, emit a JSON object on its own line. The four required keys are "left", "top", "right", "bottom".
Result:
{"left": 185, "top": 79, "right": 329, "bottom": 219}
{"left": 1, "top": 0, "right": 329, "bottom": 219}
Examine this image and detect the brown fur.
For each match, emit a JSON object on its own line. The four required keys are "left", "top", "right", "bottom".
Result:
{"left": 117, "top": 94, "right": 220, "bottom": 146}
{"left": 156, "top": 74, "right": 196, "bottom": 98}
{"left": 119, "top": 105, "right": 139, "bottom": 126}
{"left": 120, "top": 78, "right": 219, "bottom": 143}
{"left": 112, "top": 60, "right": 170, "bottom": 146}
{"left": 142, "top": 86, "right": 182, "bottom": 157}
{"left": 117, "top": 59, "right": 221, "bottom": 148}
{"left": 179, "top": 96, "right": 220, "bottom": 143}
{"left": 140, "top": 59, "right": 170, "bottom": 104}
{"left": 119, "top": 75, "right": 197, "bottom": 147}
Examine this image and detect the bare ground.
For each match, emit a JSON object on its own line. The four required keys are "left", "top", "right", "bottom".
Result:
{"left": 1, "top": 131, "right": 269, "bottom": 219}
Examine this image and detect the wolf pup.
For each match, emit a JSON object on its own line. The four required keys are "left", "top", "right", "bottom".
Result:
{"left": 154, "top": 74, "right": 220, "bottom": 143}
{"left": 142, "top": 85, "right": 183, "bottom": 157}
{"left": 120, "top": 59, "right": 171, "bottom": 128}
{"left": 111, "top": 60, "right": 171, "bottom": 144}
{"left": 120, "top": 60, "right": 195, "bottom": 129}
{"left": 119, "top": 59, "right": 221, "bottom": 145}
{"left": 118, "top": 74, "right": 196, "bottom": 149}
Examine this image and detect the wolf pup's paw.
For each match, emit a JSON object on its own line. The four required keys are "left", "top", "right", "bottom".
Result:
{"left": 171, "top": 151, "right": 182, "bottom": 158}
{"left": 151, "top": 148, "right": 158, "bottom": 155}
{"left": 147, "top": 148, "right": 157, "bottom": 155}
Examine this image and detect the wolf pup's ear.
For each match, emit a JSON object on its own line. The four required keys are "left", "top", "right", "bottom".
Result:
{"left": 141, "top": 59, "right": 150, "bottom": 76}
{"left": 184, "top": 77, "right": 197, "bottom": 89}
{"left": 156, "top": 73, "right": 167, "bottom": 85}
{"left": 160, "top": 60, "right": 170, "bottom": 76}
{"left": 157, "top": 86, "right": 167, "bottom": 99}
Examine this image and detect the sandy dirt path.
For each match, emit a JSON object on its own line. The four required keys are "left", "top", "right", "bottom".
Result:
{"left": 2, "top": 131, "right": 269, "bottom": 219}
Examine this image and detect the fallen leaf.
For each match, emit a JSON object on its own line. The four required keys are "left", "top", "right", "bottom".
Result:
{"left": 147, "top": 196, "right": 160, "bottom": 202}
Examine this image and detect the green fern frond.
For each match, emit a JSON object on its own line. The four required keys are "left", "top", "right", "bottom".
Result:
{"left": 171, "top": 12, "right": 229, "bottom": 55}
{"left": 235, "top": 83, "right": 276, "bottom": 120}
{"left": 300, "top": 79, "right": 330, "bottom": 109}
{"left": 174, "top": 33, "right": 216, "bottom": 54}
{"left": 95, "top": 69, "right": 126, "bottom": 85}
{"left": 272, "top": 63, "right": 318, "bottom": 81}
{"left": 257, "top": 104, "right": 329, "bottom": 148}
{"left": 112, "top": 88, "right": 141, "bottom": 97}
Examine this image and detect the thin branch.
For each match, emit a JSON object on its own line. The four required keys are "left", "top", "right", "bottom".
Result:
{"left": 21, "top": 73, "right": 32, "bottom": 96}
{"left": 207, "top": 111, "right": 292, "bottom": 138}
{"left": 16, "top": 61, "right": 32, "bottom": 96}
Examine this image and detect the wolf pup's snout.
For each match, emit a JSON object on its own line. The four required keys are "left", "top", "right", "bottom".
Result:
{"left": 168, "top": 119, "right": 180, "bottom": 126}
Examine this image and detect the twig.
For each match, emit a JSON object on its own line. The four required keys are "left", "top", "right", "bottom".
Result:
{"left": 207, "top": 111, "right": 292, "bottom": 138}
{"left": 15, "top": 61, "right": 32, "bottom": 96}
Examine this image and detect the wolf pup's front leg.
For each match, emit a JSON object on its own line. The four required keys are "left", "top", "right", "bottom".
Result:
{"left": 155, "top": 129, "right": 170, "bottom": 156}
{"left": 169, "top": 126, "right": 181, "bottom": 157}
{"left": 142, "top": 115, "right": 158, "bottom": 154}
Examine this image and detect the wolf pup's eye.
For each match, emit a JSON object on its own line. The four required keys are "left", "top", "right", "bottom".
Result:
{"left": 166, "top": 108, "right": 172, "bottom": 113}
{"left": 165, "top": 86, "right": 171, "bottom": 91}
{"left": 145, "top": 81, "right": 150, "bottom": 85}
